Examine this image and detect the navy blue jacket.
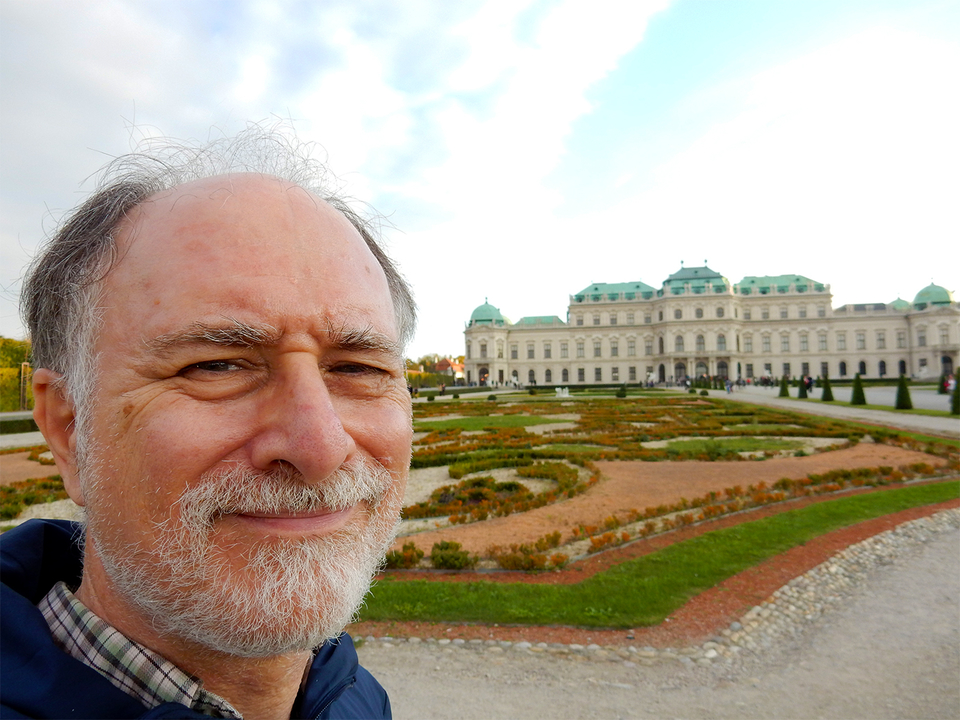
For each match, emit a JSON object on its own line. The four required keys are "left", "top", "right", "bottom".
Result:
{"left": 1, "top": 519, "right": 391, "bottom": 719}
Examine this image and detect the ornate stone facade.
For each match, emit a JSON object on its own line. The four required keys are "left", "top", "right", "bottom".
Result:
{"left": 463, "top": 266, "right": 958, "bottom": 386}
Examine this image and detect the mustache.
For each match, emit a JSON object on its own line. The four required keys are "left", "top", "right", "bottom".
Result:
{"left": 175, "top": 459, "right": 395, "bottom": 530}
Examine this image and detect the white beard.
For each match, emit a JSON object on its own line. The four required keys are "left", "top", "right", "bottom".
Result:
{"left": 84, "top": 459, "right": 401, "bottom": 657}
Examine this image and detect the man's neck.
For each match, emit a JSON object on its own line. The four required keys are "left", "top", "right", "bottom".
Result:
{"left": 75, "top": 560, "right": 312, "bottom": 720}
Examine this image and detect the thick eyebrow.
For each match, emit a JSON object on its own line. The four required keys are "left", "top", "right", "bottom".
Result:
{"left": 145, "top": 319, "right": 281, "bottom": 356}
{"left": 143, "top": 318, "right": 402, "bottom": 359}
{"left": 326, "top": 324, "right": 403, "bottom": 360}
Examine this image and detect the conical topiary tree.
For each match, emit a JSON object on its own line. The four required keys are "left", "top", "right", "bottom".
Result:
{"left": 821, "top": 374, "right": 834, "bottom": 402}
{"left": 895, "top": 374, "right": 913, "bottom": 410}
{"left": 798, "top": 377, "right": 808, "bottom": 399}
{"left": 952, "top": 378, "right": 959, "bottom": 415}
{"left": 938, "top": 373, "right": 947, "bottom": 395}
{"left": 778, "top": 375, "right": 790, "bottom": 398}
{"left": 850, "top": 373, "right": 866, "bottom": 405}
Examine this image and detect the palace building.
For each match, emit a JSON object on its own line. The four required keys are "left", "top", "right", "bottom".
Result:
{"left": 463, "top": 265, "right": 958, "bottom": 387}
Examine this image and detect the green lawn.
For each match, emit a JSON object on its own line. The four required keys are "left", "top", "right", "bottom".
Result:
{"left": 665, "top": 437, "right": 804, "bottom": 453}
{"left": 362, "top": 481, "right": 959, "bottom": 628}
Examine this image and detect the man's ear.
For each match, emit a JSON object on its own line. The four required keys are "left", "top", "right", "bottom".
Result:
{"left": 32, "top": 368, "right": 84, "bottom": 506}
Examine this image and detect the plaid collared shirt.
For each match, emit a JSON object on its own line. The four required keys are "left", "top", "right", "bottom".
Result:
{"left": 39, "top": 581, "right": 241, "bottom": 718}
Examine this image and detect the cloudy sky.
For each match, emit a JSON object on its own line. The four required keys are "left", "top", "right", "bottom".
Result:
{"left": 2, "top": 0, "right": 957, "bottom": 360}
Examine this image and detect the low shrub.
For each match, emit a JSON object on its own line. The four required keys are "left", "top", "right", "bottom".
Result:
{"left": 487, "top": 394, "right": 497, "bottom": 401}
{"left": 384, "top": 542, "right": 424, "bottom": 569}
{"left": 430, "top": 541, "right": 478, "bottom": 570}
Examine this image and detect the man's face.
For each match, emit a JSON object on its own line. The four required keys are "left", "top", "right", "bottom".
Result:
{"left": 77, "top": 174, "right": 412, "bottom": 655}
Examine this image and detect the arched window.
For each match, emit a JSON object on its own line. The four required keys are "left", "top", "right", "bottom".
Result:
{"left": 675, "top": 362, "right": 687, "bottom": 379}
{"left": 696, "top": 335, "right": 705, "bottom": 351}
{"left": 717, "top": 334, "right": 726, "bottom": 351}
{"left": 878, "top": 360, "right": 887, "bottom": 377}
{"left": 695, "top": 361, "right": 708, "bottom": 376}
{"left": 675, "top": 335, "right": 684, "bottom": 352}
{"left": 528, "top": 369, "right": 536, "bottom": 384}
{"left": 898, "top": 360, "right": 907, "bottom": 375}
{"left": 545, "top": 369, "right": 552, "bottom": 383}
{"left": 562, "top": 368, "right": 569, "bottom": 383}
{"left": 717, "top": 361, "right": 728, "bottom": 378}
{"left": 858, "top": 360, "right": 866, "bottom": 375}
{"left": 658, "top": 337, "right": 664, "bottom": 354}
{"left": 839, "top": 361, "right": 847, "bottom": 376}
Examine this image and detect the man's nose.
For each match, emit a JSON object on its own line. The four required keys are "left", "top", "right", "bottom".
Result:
{"left": 247, "top": 358, "right": 355, "bottom": 481}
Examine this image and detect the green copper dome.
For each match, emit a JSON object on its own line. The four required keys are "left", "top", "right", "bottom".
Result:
{"left": 469, "top": 299, "right": 508, "bottom": 326}
{"left": 889, "top": 297, "right": 911, "bottom": 311}
{"left": 913, "top": 283, "right": 953, "bottom": 307}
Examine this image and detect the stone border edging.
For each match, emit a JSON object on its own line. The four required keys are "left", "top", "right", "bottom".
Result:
{"left": 359, "top": 508, "right": 960, "bottom": 667}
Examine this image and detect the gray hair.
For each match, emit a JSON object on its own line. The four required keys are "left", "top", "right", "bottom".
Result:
{"left": 21, "top": 125, "right": 417, "bottom": 435}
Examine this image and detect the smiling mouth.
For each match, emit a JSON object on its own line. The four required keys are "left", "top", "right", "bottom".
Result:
{"left": 232, "top": 505, "right": 358, "bottom": 535}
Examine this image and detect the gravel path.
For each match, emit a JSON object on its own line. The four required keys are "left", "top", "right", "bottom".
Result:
{"left": 358, "top": 511, "right": 960, "bottom": 719}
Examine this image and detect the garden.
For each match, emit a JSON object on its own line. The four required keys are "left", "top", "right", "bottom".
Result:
{"left": 352, "top": 391, "right": 958, "bottom": 643}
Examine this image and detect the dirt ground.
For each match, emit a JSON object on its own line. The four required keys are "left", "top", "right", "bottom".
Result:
{"left": 0, "top": 451, "right": 57, "bottom": 485}
{"left": 395, "top": 443, "right": 947, "bottom": 555}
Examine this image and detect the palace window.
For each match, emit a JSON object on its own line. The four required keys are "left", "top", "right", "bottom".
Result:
{"left": 674, "top": 309, "right": 682, "bottom": 319}
{"left": 593, "top": 341, "right": 602, "bottom": 358}
{"left": 856, "top": 333, "right": 866, "bottom": 350}
{"left": 675, "top": 335, "right": 684, "bottom": 352}
{"left": 527, "top": 344, "right": 534, "bottom": 359}
{"left": 716, "top": 307, "right": 725, "bottom": 318}
{"left": 695, "top": 308, "right": 703, "bottom": 319}
{"left": 611, "top": 367, "right": 619, "bottom": 382}
{"left": 762, "top": 308, "right": 770, "bottom": 320}
{"left": 696, "top": 335, "right": 705, "bottom": 352}
{"left": 576, "top": 315, "right": 583, "bottom": 326}
{"left": 799, "top": 334, "right": 808, "bottom": 352}
{"left": 578, "top": 368, "right": 585, "bottom": 382}
{"left": 781, "top": 335, "right": 790, "bottom": 352}
{"left": 576, "top": 342, "right": 585, "bottom": 358}
{"left": 744, "top": 335, "right": 753, "bottom": 353}
{"left": 897, "top": 331, "right": 906, "bottom": 348}
{"left": 480, "top": 343, "right": 487, "bottom": 358}
{"left": 627, "top": 339, "right": 636, "bottom": 356}
{"left": 837, "top": 332, "right": 846, "bottom": 351}
{"left": 762, "top": 335, "right": 771, "bottom": 353}
{"left": 560, "top": 342, "right": 569, "bottom": 358}
{"left": 717, "top": 334, "right": 727, "bottom": 351}
{"left": 609, "top": 313, "right": 617, "bottom": 325}
{"left": 543, "top": 342, "right": 552, "bottom": 359}
{"left": 594, "top": 367, "right": 602, "bottom": 381}
{"left": 610, "top": 340, "right": 619, "bottom": 357}
{"left": 819, "top": 334, "right": 828, "bottom": 351}
{"left": 780, "top": 307, "right": 788, "bottom": 319}
{"left": 629, "top": 366, "right": 637, "bottom": 381}
{"left": 798, "top": 306, "right": 807, "bottom": 318}
{"left": 744, "top": 309, "right": 752, "bottom": 320}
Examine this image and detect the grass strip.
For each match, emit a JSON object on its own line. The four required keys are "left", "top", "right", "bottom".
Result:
{"left": 415, "top": 415, "right": 569, "bottom": 432}
{"left": 362, "top": 481, "right": 959, "bottom": 628}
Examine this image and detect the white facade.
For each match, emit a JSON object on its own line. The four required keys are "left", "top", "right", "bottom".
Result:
{"left": 463, "top": 267, "right": 959, "bottom": 387}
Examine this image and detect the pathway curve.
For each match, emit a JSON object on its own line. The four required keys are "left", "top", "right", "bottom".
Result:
{"left": 361, "top": 519, "right": 960, "bottom": 719}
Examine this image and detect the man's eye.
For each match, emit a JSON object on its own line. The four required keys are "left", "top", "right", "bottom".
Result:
{"left": 180, "top": 360, "right": 240, "bottom": 375}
